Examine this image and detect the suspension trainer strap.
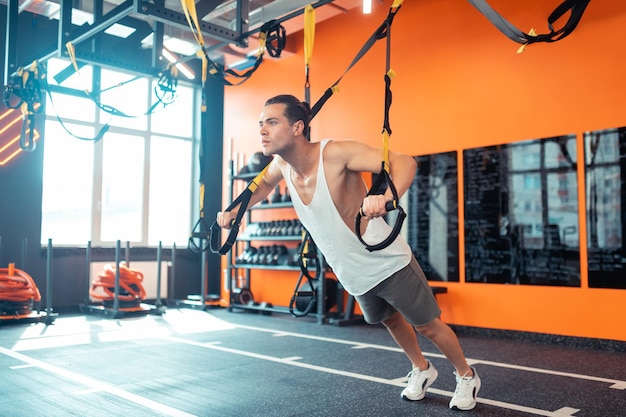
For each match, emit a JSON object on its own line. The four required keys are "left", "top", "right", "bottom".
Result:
{"left": 209, "top": 162, "right": 272, "bottom": 255}
{"left": 354, "top": 1, "right": 406, "bottom": 252}
{"left": 303, "top": 4, "right": 315, "bottom": 106}
{"left": 289, "top": 229, "right": 321, "bottom": 317}
{"left": 181, "top": 0, "right": 280, "bottom": 87}
{"left": 310, "top": 0, "right": 403, "bottom": 119}
{"left": 298, "top": 229, "right": 321, "bottom": 281}
{"left": 3, "top": 61, "right": 45, "bottom": 151}
{"left": 213, "top": 1, "right": 404, "bottom": 255}
{"left": 467, "top": 0, "right": 591, "bottom": 52}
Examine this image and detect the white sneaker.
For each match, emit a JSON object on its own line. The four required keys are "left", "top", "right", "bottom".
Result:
{"left": 400, "top": 360, "right": 438, "bottom": 401}
{"left": 449, "top": 366, "right": 481, "bottom": 410}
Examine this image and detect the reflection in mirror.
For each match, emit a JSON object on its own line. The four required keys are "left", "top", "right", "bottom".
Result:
{"left": 406, "top": 152, "right": 459, "bottom": 282}
{"left": 463, "top": 136, "right": 580, "bottom": 286}
{"left": 584, "top": 127, "right": 626, "bottom": 289}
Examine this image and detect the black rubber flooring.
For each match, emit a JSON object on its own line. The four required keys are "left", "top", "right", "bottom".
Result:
{"left": 0, "top": 307, "right": 624, "bottom": 417}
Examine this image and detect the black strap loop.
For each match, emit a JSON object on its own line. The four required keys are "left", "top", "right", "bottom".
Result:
{"left": 467, "top": 0, "right": 590, "bottom": 46}
{"left": 263, "top": 20, "right": 287, "bottom": 58}
{"left": 289, "top": 229, "right": 322, "bottom": 317}
{"left": 355, "top": 163, "right": 406, "bottom": 252}
{"left": 208, "top": 162, "right": 272, "bottom": 254}
{"left": 208, "top": 188, "right": 251, "bottom": 255}
{"left": 297, "top": 229, "right": 321, "bottom": 280}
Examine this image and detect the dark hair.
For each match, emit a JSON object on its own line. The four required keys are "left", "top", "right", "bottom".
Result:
{"left": 265, "top": 94, "right": 311, "bottom": 138}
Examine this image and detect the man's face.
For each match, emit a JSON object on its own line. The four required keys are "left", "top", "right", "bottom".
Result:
{"left": 259, "top": 103, "right": 298, "bottom": 156}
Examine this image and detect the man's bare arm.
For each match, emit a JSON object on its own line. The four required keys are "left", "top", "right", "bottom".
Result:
{"left": 330, "top": 140, "right": 417, "bottom": 218}
{"left": 217, "top": 160, "right": 284, "bottom": 229}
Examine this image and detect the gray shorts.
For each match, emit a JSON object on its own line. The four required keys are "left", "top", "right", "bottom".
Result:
{"left": 355, "top": 256, "right": 441, "bottom": 326}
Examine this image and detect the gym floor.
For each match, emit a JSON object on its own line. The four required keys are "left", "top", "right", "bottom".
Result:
{"left": 0, "top": 307, "right": 624, "bottom": 417}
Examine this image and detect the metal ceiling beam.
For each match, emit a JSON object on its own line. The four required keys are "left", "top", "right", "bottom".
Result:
{"left": 67, "top": 0, "right": 136, "bottom": 52}
{"left": 62, "top": 49, "right": 156, "bottom": 76}
{"left": 4, "top": 0, "right": 18, "bottom": 84}
{"left": 57, "top": 0, "right": 72, "bottom": 61}
{"left": 33, "top": 0, "right": 135, "bottom": 65}
{"left": 152, "top": 20, "right": 165, "bottom": 69}
{"left": 5, "top": 0, "right": 338, "bottom": 84}
{"left": 203, "top": 0, "right": 334, "bottom": 56}
{"left": 135, "top": 0, "right": 249, "bottom": 47}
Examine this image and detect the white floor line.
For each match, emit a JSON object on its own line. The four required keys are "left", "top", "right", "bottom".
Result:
{"left": 470, "top": 358, "right": 626, "bottom": 389}
{"left": 233, "top": 323, "right": 626, "bottom": 389}
{"left": 165, "top": 335, "right": 579, "bottom": 417}
{"left": 0, "top": 346, "right": 197, "bottom": 417}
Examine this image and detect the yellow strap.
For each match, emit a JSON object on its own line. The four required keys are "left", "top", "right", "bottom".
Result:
{"left": 516, "top": 28, "right": 537, "bottom": 54}
{"left": 257, "top": 31, "right": 268, "bottom": 58}
{"left": 20, "top": 68, "right": 29, "bottom": 90}
{"left": 199, "top": 183, "right": 205, "bottom": 216}
{"left": 304, "top": 4, "right": 315, "bottom": 66}
{"left": 66, "top": 42, "right": 78, "bottom": 72}
{"left": 382, "top": 69, "right": 394, "bottom": 171}
{"left": 391, "top": 0, "right": 404, "bottom": 9}
{"left": 181, "top": 0, "right": 210, "bottom": 89}
{"left": 180, "top": 0, "right": 206, "bottom": 49}
{"left": 302, "top": 232, "right": 310, "bottom": 267}
{"left": 65, "top": 42, "right": 91, "bottom": 95}
{"left": 28, "top": 60, "right": 38, "bottom": 75}
{"left": 382, "top": 129, "right": 390, "bottom": 173}
{"left": 248, "top": 162, "right": 272, "bottom": 193}
{"left": 169, "top": 64, "right": 179, "bottom": 78}
{"left": 20, "top": 101, "right": 29, "bottom": 116}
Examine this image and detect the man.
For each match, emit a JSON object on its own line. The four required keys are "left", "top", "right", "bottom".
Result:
{"left": 217, "top": 94, "right": 481, "bottom": 410}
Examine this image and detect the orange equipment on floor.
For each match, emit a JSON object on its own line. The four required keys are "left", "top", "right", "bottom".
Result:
{"left": 90, "top": 262, "right": 146, "bottom": 307}
{"left": 0, "top": 263, "right": 42, "bottom": 316}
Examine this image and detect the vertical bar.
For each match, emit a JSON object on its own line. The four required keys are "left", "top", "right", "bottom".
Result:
{"left": 21, "top": 238, "right": 27, "bottom": 269}
{"left": 155, "top": 241, "right": 162, "bottom": 307}
{"left": 58, "top": 0, "right": 74, "bottom": 60}
{"left": 152, "top": 21, "right": 164, "bottom": 68}
{"left": 616, "top": 133, "right": 626, "bottom": 259}
{"left": 125, "top": 241, "right": 130, "bottom": 266}
{"left": 46, "top": 239, "right": 53, "bottom": 317}
{"left": 236, "top": 0, "right": 250, "bottom": 42}
{"left": 170, "top": 243, "right": 176, "bottom": 301}
{"left": 316, "top": 251, "right": 325, "bottom": 325}
{"left": 93, "top": 0, "right": 103, "bottom": 53}
{"left": 114, "top": 240, "right": 121, "bottom": 312}
{"left": 201, "top": 250, "right": 207, "bottom": 306}
{"left": 226, "top": 160, "right": 234, "bottom": 296}
{"left": 85, "top": 241, "right": 92, "bottom": 304}
{"left": 4, "top": 0, "right": 18, "bottom": 85}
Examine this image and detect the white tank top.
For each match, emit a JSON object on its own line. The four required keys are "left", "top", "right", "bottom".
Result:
{"left": 282, "top": 139, "right": 412, "bottom": 295}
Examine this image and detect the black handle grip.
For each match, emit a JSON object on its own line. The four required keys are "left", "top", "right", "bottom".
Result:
{"left": 385, "top": 200, "right": 397, "bottom": 212}
{"left": 359, "top": 199, "right": 398, "bottom": 217}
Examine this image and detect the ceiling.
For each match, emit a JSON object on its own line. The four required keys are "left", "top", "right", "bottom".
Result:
{"left": 2, "top": 0, "right": 364, "bottom": 79}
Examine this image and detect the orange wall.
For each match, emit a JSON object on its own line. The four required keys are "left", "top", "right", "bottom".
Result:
{"left": 221, "top": 0, "right": 626, "bottom": 341}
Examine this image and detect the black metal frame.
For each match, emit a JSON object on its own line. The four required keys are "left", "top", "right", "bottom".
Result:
{"left": 3, "top": 0, "right": 337, "bottom": 81}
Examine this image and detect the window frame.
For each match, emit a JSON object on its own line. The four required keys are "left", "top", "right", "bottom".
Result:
{"left": 41, "top": 58, "right": 200, "bottom": 248}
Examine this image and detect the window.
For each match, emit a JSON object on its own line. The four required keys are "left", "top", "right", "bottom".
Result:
{"left": 41, "top": 58, "right": 198, "bottom": 247}
{"left": 41, "top": 122, "right": 95, "bottom": 245}
{"left": 99, "top": 132, "right": 145, "bottom": 242}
